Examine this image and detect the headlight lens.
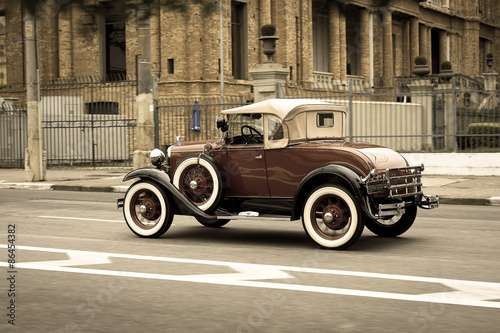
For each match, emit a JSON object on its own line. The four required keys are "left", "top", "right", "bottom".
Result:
{"left": 150, "top": 149, "right": 165, "bottom": 166}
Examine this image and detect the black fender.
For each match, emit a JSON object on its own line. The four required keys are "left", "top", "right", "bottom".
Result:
{"left": 123, "top": 168, "right": 219, "bottom": 222}
{"left": 291, "top": 164, "right": 372, "bottom": 221}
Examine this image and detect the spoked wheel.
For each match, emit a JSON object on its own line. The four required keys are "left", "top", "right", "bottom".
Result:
{"left": 365, "top": 203, "right": 418, "bottom": 237}
{"left": 302, "top": 185, "right": 364, "bottom": 250}
{"left": 172, "top": 155, "right": 224, "bottom": 212}
{"left": 123, "top": 181, "right": 173, "bottom": 237}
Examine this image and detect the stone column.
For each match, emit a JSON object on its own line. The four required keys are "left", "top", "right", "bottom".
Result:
{"left": 260, "top": 0, "right": 272, "bottom": 64}
{"left": 403, "top": 19, "right": 411, "bottom": 75}
{"left": 439, "top": 30, "right": 448, "bottom": 66}
{"left": 300, "top": 0, "right": 313, "bottom": 83}
{"left": 260, "top": 0, "right": 271, "bottom": 25}
{"left": 382, "top": 11, "right": 393, "bottom": 87}
{"left": 463, "top": 20, "right": 480, "bottom": 76}
{"left": 339, "top": 7, "right": 347, "bottom": 82}
{"left": 410, "top": 18, "right": 419, "bottom": 71}
{"left": 328, "top": 2, "right": 340, "bottom": 80}
{"left": 419, "top": 24, "right": 427, "bottom": 58}
{"left": 359, "top": 9, "right": 370, "bottom": 84}
{"left": 58, "top": 7, "right": 73, "bottom": 77}
{"left": 249, "top": 63, "right": 290, "bottom": 102}
{"left": 427, "top": 26, "right": 432, "bottom": 71}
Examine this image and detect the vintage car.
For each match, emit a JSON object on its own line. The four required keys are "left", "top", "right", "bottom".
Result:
{"left": 117, "top": 99, "right": 438, "bottom": 249}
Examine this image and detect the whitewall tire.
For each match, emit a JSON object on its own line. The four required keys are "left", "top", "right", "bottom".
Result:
{"left": 123, "top": 181, "right": 173, "bottom": 237}
{"left": 172, "top": 155, "right": 223, "bottom": 212}
{"left": 302, "top": 185, "right": 364, "bottom": 249}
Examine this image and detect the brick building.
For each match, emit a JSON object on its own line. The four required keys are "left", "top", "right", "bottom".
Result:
{"left": 0, "top": 0, "right": 499, "bottom": 100}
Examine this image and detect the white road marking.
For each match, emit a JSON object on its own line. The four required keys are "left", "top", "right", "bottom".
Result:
{"left": 23, "top": 251, "right": 112, "bottom": 267}
{"left": 2, "top": 244, "right": 500, "bottom": 309}
{"left": 40, "top": 216, "right": 124, "bottom": 223}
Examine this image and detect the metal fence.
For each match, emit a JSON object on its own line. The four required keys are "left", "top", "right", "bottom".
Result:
{"left": 156, "top": 95, "right": 250, "bottom": 148}
{"left": 1, "top": 73, "right": 499, "bottom": 169}
{"left": 0, "top": 104, "right": 27, "bottom": 168}
{"left": 281, "top": 75, "right": 500, "bottom": 153}
{"left": 40, "top": 75, "right": 137, "bottom": 166}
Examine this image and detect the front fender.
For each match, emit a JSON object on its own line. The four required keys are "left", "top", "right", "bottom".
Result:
{"left": 291, "top": 164, "right": 369, "bottom": 221}
{"left": 123, "top": 168, "right": 218, "bottom": 222}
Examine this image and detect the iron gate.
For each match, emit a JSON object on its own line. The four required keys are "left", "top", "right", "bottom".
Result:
{"left": 41, "top": 75, "right": 137, "bottom": 166}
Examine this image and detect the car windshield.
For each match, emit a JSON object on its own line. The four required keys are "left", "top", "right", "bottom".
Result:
{"left": 226, "top": 113, "right": 264, "bottom": 144}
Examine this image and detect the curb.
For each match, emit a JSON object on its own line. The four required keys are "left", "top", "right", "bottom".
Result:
{"left": 0, "top": 183, "right": 129, "bottom": 193}
{"left": 1, "top": 182, "right": 499, "bottom": 205}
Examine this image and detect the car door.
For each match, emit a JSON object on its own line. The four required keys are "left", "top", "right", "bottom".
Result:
{"left": 215, "top": 144, "right": 269, "bottom": 197}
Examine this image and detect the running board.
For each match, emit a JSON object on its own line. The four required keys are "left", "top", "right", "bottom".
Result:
{"left": 215, "top": 210, "right": 290, "bottom": 221}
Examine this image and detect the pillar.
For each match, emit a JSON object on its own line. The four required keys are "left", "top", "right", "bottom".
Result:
{"left": 249, "top": 63, "right": 290, "bottom": 102}
{"left": 260, "top": 0, "right": 272, "bottom": 64}
{"left": 439, "top": 30, "right": 448, "bottom": 68}
{"left": 410, "top": 18, "right": 419, "bottom": 71}
{"left": 382, "top": 11, "right": 393, "bottom": 87}
{"left": 328, "top": 2, "right": 340, "bottom": 80}
{"left": 360, "top": 9, "right": 370, "bottom": 84}
{"left": 339, "top": 6, "right": 347, "bottom": 82}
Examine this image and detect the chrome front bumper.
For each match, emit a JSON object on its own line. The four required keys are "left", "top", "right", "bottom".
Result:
{"left": 365, "top": 164, "right": 439, "bottom": 216}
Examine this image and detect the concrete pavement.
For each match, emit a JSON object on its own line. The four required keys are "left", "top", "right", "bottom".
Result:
{"left": 1, "top": 167, "right": 500, "bottom": 205}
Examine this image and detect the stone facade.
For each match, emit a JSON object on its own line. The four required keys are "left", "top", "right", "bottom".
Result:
{"left": 0, "top": 0, "right": 499, "bottom": 100}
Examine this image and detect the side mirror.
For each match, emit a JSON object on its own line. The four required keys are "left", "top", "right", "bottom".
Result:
{"left": 216, "top": 116, "right": 228, "bottom": 132}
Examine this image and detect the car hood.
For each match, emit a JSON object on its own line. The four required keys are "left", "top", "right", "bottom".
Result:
{"left": 353, "top": 146, "right": 408, "bottom": 170}
{"left": 307, "top": 141, "right": 409, "bottom": 171}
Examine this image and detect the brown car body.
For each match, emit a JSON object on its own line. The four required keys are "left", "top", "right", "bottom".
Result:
{"left": 119, "top": 99, "right": 438, "bottom": 249}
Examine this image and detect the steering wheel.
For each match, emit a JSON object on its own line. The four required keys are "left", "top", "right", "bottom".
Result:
{"left": 241, "top": 125, "right": 263, "bottom": 144}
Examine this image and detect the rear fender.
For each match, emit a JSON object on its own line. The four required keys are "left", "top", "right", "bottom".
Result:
{"left": 123, "top": 168, "right": 218, "bottom": 222}
{"left": 291, "top": 164, "right": 370, "bottom": 220}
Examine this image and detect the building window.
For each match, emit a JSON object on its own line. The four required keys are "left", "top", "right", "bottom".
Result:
{"left": 313, "top": 13, "right": 329, "bottom": 73}
{"left": 0, "top": 13, "right": 6, "bottom": 87}
{"left": 231, "top": 1, "right": 248, "bottom": 80}
{"left": 102, "top": 12, "right": 126, "bottom": 80}
{"left": 345, "top": 7, "right": 360, "bottom": 76}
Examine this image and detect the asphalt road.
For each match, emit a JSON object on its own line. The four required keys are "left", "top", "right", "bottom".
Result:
{"left": 1, "top": 189, "right": 499, "bottom": 333}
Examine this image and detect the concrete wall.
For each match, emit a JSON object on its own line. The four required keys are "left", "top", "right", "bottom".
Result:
{"left": 403, "top": 153, "right": 500, "bottom": 176}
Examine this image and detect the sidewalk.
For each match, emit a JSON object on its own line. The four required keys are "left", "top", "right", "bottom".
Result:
{"left": 1, "top": 167, "right": 500, "bottom": 205}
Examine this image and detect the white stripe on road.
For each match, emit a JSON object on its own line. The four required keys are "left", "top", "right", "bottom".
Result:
{"left": 40, "top": 216, "right": 124, "bottom": 223}
{"left": 2, "top": 244, "right": 500, "bottom": 309}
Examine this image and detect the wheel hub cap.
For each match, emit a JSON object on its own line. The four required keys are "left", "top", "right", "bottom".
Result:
{"left": 323, "top": 205, "right": 345, "bottom": 229}
{"left": 190, "top": 180, "right": 198, "bottom": 190}
{"left": 139, "top": 198, "right": 159, "bottom": 219}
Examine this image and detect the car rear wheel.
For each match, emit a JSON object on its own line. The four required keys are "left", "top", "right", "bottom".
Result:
{"left": 172, "top": 155, "right": 224, "bottom": 212}
{"left": 302, "top": 185, "right": 364, "bottom": 250}
{"left": 123, "top": 181, "right": 173, "bottom": 237}
{"left": 365, "top": 203, "right": 417, "bottom": 237}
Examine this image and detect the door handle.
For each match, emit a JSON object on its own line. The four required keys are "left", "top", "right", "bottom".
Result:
{"left": 255, "top": 155, "right": 263, "bottom": 160}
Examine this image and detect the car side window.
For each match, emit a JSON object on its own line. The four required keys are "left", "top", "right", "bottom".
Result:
{"left": 268, "top": 117, "right": 284, "bottom": 140}
{"left": 317, "top": 112, "right": 334, "bottom": 127}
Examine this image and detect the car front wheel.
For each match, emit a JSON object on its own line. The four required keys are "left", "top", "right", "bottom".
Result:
{"left": 302, "top": 185, "right": 364, "bottom": 250}
{"left": 123, "top": 181, "right": 173, "bottom": 237}
{"left": 365, "top": 203, "right": 417, "bottom": 237}
{"left": 172, "top": 155, "right": 224, "bottom": 212}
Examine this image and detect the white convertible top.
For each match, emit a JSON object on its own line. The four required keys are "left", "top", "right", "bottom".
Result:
{"left": 222, "top": 98, "right": 346, "bottom": 121}
{"left": 222, "top": 98, "right": 348, "bottom": 149}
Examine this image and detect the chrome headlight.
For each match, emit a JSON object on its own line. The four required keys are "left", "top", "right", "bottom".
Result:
{"left": 150, "top": 149, "right": 165, "bottom": 166}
